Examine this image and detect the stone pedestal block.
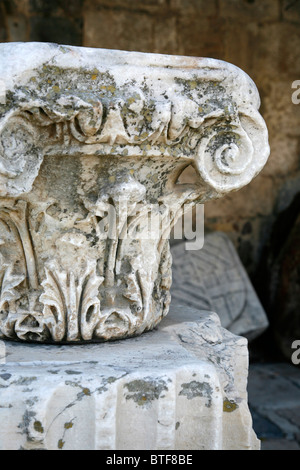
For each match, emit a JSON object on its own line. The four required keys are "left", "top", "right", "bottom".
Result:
{"left": 0, "top": 306, "right": 259, "bottom": 450}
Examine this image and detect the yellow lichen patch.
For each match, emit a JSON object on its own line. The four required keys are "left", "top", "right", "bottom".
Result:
{"left": 58, "top": 439, "right": 65, "bottom": 449}
{"left": 223, "top": 399, "right": 238, "bottom": 413}
{"left": 91, "top": 74, "right": 98, "bottom": 80}
{"left": 52, "top": 85, "right": 60, "bottom": 93}
{"left": 100, "top": 84, "right": 116, "bottom": 93}
{"left": 109, "top": 175, "right": 116, "bottom": 183}
{"left": 64, "top": 421, "right": 74, "bottom": 430}
{"left": 34, "top": 420, "right": 44, "bottom": 433}
{"left": 140, "top": 131, "right": 149, "bottom": 140}
{"left": 138, "top": 395, "right": 147, "bottom": 406}
{"left": 82, "top": 387, "right": 91, "bottom": 396}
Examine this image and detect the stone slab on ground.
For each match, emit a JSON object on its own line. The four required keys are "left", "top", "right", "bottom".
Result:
{"left": 0, "top": 306, "right": 259, "bottom": 450}
{"left": 248, "top": 362, "right": 300, "bottom": 450}
{"left": 171, "top": 232, "right": 269, "bottom": 341}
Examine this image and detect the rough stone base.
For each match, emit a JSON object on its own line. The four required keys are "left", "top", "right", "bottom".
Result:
{"left": 0, "top": 306, "right": 259, "bottom": 450}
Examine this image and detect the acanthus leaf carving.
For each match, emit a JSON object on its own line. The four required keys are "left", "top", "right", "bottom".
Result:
{"left": 0, "top": 265, "right": 25, "bottom": 313}
{"left": 40, "top": 261, "right": 104, "bottom": 343}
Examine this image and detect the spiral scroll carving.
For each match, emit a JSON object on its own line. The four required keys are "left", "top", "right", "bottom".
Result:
{"left": 194, "top": 111, "right": 269, "bottom": 193}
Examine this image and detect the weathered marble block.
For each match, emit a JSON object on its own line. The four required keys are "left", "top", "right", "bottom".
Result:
{"left": 0, "top": 306, "right": 260, "bottom": 450}
{"left": 0, "top": 43, "right": 269, "bottom": 343}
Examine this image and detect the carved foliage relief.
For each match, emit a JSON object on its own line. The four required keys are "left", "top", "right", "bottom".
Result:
{"left": 0, "top": 44, "right": 269, "bottom": 342}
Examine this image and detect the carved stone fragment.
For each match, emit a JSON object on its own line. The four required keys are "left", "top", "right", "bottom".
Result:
{"left": 0, "top": 43, "right": 269, "bottom": 343}
{"left": 171, "top": 232, "right": 269, "bottom": 340}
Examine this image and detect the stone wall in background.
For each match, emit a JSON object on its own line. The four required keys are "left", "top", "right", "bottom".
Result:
{"left": 0, "top": 0, "right": 299, "bottom": 336}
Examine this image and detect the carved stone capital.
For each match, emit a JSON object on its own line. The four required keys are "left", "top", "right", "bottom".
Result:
{"left": 0, "top": 43, "right": 269, "bottom": 343}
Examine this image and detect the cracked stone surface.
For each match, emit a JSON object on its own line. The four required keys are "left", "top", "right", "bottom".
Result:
{"left": 0, "top": 305, "right": 259, "bottom": 450}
